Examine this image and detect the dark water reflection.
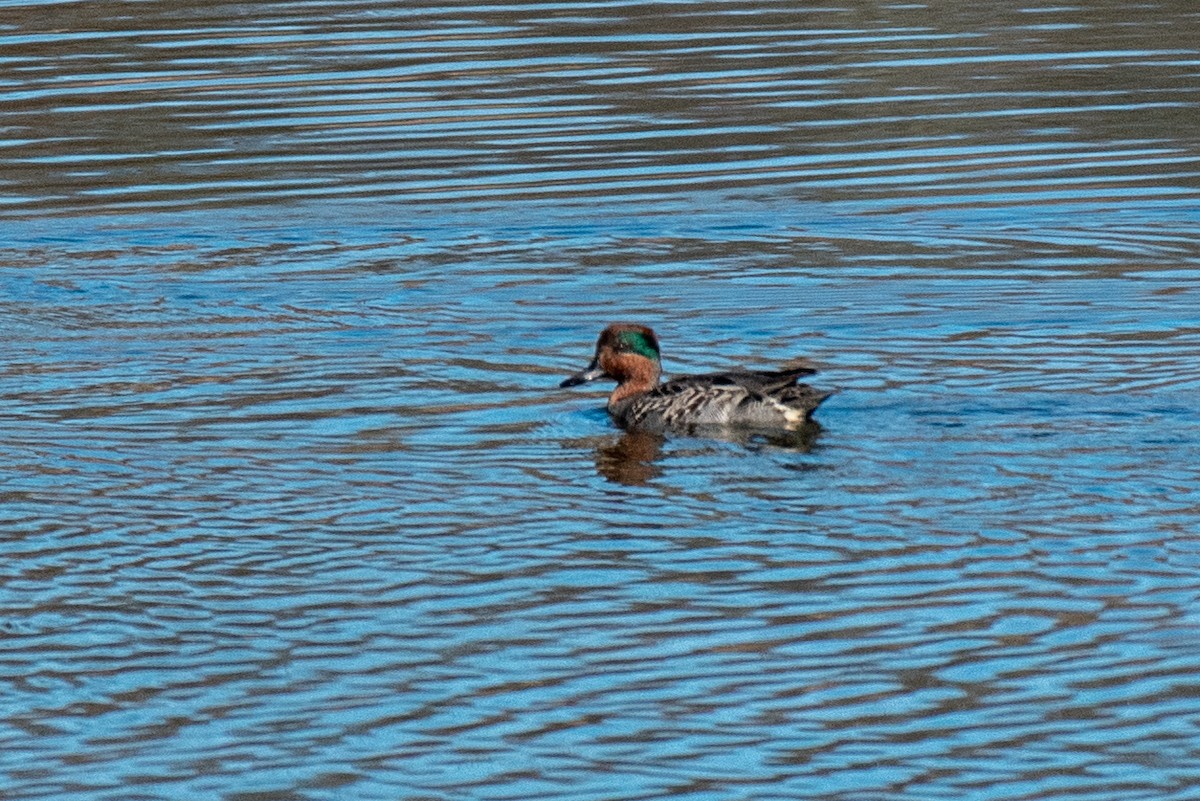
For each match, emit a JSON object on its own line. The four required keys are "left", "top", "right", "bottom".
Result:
{"left": 3, "top": 1, "right": 1200, "bottom": 800}
{"left": 589, "top": 424, "right": 821, "bottom": 485}
{"left": 591, "top": 429, "right": 667, "bottom": 486}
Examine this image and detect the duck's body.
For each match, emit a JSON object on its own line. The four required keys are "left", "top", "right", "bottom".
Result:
{"left": 611, "top": 366, "right": 831, "bottom": 430}
{"left": 561, "top": 324, "right": 831, "bottom": 432}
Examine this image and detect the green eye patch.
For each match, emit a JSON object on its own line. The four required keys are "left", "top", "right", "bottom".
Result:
{"left": 618, "top": 330, "right": 660, "bottom": 361}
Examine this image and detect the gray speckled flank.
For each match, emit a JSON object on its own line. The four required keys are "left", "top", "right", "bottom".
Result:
{"left": 612, "top": 367, "right": 832, "bottom": 432}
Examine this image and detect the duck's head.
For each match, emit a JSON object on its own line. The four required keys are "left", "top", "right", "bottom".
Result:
{"left": 561, "top": 324, "right": 662, "bottom": 394}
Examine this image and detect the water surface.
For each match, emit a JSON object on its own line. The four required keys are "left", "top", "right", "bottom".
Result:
{"left": 3, "top": 2, "right": 1200, "bottom": 799}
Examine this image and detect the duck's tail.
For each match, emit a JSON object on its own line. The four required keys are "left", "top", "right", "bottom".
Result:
{"left": 777, "top": 384, "right": 835, "bottom": 422}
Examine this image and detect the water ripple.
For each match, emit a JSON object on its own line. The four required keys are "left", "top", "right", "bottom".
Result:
{"left": 4, "top": 2, "right": 1198, "bottom": 216}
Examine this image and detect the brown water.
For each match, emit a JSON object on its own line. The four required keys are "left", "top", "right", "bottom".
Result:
{"left": 4, "top": 2, "right": 1200, "bottom": 800}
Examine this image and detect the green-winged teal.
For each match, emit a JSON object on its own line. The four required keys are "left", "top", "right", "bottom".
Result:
{"left": 561, "top": 323, "right": 832, "bottom": 431}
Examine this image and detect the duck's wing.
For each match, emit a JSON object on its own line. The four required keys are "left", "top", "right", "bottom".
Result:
{"left": 654, "top": 366, "right": 817, "bottom": 397}
{"left": 649, "top": 367, "right": 832, "bottom": 427}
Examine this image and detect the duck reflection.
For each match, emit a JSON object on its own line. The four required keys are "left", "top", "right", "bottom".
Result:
{"left": 592, "top": 421, "right": 823, "bottom": 485}
{"left": 594, "top": 429, "right": 665, "bottom": 485}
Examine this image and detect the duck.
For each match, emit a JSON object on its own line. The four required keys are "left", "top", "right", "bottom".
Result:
{"left": 560, "top": 323, "right": 832, "bottom": 432}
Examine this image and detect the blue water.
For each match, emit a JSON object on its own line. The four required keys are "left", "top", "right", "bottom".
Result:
{"left": 3, "top": 2, "right": 1200, "bottom": 800}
